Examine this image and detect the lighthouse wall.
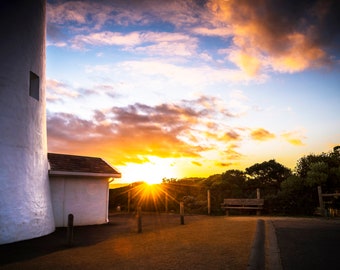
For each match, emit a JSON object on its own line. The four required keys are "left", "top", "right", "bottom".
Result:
{"left": 0, "top": 0, "right": 55, "bottom": 244}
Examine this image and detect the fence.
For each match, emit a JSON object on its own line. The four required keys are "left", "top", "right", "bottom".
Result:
{"left": 317, "top": 186, "right": 340, "bottom": 217}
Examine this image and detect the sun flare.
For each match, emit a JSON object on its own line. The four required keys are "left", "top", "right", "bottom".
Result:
{"left": 118, "top": 156, "right": 178, "bottom": 184}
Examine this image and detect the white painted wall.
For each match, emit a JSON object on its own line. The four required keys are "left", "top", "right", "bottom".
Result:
{"left": 50, "top": 177, "right": 110, "bottom": 227}
{"left": 0, "top": 0, "right": 55, "bottom": 244}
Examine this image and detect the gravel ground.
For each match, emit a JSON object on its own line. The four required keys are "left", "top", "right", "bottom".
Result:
{"left": 0, "top": 213, "right": 257, "bottom": 270}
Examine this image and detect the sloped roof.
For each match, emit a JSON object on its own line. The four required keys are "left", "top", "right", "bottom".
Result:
{"left": 48, "top": 153, "right": 121, "bottom": 178}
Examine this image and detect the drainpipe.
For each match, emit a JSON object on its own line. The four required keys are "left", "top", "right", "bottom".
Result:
{"left": 106, "top": 178, "right": 114, "bottom": 222}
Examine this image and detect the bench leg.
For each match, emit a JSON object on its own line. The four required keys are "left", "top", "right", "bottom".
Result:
{"left": 226, "top": 209, "right": 229, "bottom": 216}
{"left": 256, "top": 210, "right": 261, "bottom": 216}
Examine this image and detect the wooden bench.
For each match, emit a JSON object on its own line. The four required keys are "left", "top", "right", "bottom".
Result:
{"left": 221, "top": 198, "right": 264, "bottom": 216}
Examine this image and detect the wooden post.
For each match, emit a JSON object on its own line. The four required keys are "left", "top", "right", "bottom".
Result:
{"left": 165, "top": 193, "right": 168, "bottom": 213}
{"left": 128, "top": 190, "right": 131, "bottom": 213}
{"left": 180, "top": 202, "right": 184, "bottom": 225}
{"left": 256, "top": 188, "right": 261, "bottom": 216}
{"left": 137, "top": 206, "right": 142, "bottom": 233}
{"left": 67, "top": 214, "right": 74, "bottom": 246}
{"left": 256, "top": 188, "right": 260, "bottom": 199}
{"left": 207, "top": 189, "right": 211, "bottom": 215}
{"left": 318, "top": 186, "right": 325, "bottom": 216}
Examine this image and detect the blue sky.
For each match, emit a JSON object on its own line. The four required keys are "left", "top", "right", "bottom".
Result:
{"left": 46, "top": 0, "right": 340, "bottom": 184}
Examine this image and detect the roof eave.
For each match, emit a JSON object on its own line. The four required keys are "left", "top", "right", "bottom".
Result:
{"left": 49, "top": 170, "right": 122, "bottom": 178}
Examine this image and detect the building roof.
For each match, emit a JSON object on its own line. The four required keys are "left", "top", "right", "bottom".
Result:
{"left": 48, "top": 153, "right": 121, "bottom": 178}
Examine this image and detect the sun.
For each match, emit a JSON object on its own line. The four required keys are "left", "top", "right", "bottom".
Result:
{"left": 118, "top": 156, "right": 178, "bottom": 184}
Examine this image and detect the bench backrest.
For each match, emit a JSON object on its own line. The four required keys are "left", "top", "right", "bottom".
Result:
{"left": 223, "top": 198, "right": 264, "bottom": 206}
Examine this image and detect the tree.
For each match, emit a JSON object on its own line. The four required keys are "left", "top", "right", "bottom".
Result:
{"left": 280, "top": 146, "right": 340, "bottom": 215}
{"left": 201, "top": 174, "right": 222, "bottom": 189}
{"left": 220, "top": 170, "right": 247, "bottom": 197}
{"left": 295, "top": 146, "right": 340, "bottom": 192}
{"left": 295, "top": 153, "right": 328, "bottom": 178}
{"left": 306, "top": 162, "right": 328, "bottom": 187}
{"left": 278, "top": 175, "right": 316, "bottom": 215}
{"left": 245, "top": 159, "right": 292, "bottom": 195}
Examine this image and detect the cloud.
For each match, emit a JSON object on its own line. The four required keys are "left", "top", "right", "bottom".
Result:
{"left": 216, "top": 162, "right": 233, "bottom": 167}
{"left": 47, "top": 111, "right": 200, "bottom": 165}
{"left": 47, "top": 0, "right": 207, "bottom": 40}
{"left": 47, "top": 77, "right": 124, "bottom": 105}
{"left": 192, "top": 161, "right": 202, "bottom": 166}
{"left": 228, "top": 49, "right": 262, "bottom": 76}
{"left": 47, "top": 95, "right": 238, "bottom": 165}
{"left": 71, "top": 31, "right": 142, "bottom": 49}
{"left": 47, "top": 0, "right": 340, "bottom": 78}
{"left": 47, "top": 1, "right": 107, "bottom": 45}
{"left": 281, "top": 130, "right": 305, "bottom": 146}
{"left": 85, "top": 60, "right": 264, "bottom": 91}
{"left": 47, "top": 1, "right": 118, "bottom": 31}
{"left": 95, "top": 84, "right": 122, "bottom": 99}
{"left": 191, "top": 26, "right": 232, "bottom": 37}
{"left": 46, "top": 79, "right": 79, "bottom": 102}
{"left": 250, "top": 128, "right": 276, "bottom": 141}
{"left": 47, "top": 1, "right": 89, "bottom": 25}
{"left": 131, "top": 32, "right": 198, "bottom": 57}
{"left": 207, "top": 0, "right": 340, "bottom": 74}
{"left": 224, "top": 143, "right": 243, "bottom": 159}
{"left": 47, "top": 0, "right": 339, "bottom": 75}
{"left": 71, "top": 30, "right": 198, "bottom": 57}
{"left": 227, "top": 89, "right": 250, "bottom": 116}
{"left": 222, "top": 130, "right": 240, "bottom": 141}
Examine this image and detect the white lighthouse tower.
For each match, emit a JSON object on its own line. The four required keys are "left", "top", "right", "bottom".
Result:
{"left": 0, "top": 0, "right": 55, "bottom": 244}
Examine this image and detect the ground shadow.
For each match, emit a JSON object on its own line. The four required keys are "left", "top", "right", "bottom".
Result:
{"left": 0, "top": 213, "right": 136, "bottom": 266}
{"left": 0, "top": 212, "right": 186, "bottom": 266}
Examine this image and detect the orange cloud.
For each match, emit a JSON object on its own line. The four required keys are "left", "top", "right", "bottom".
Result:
{"left": 222, "top": 130, "right": 240, "bottom": 141}
{"left": 270, "top": 33, "right": 327, "bottom": 73}
{"left": 224, "top": 144, "right": 243, "bottom": 160}
{"left": 192, "top": 161, "right": 202, "bottom": 167}
{"left": 48, "top": 113, "right": 201, "bottom": 165}
{"left": 281, "top": 131, "right": 305, "bottom": 146}
{"left": 250, "top": 128, "right": 276, "bottom": 141}
{"left": 215, "top": 161, "right": 233, "bottom": 167}
{"left": 228, "top": 50, "right": 262, "bottom": 76}
{"left": 47, "top": 96, "right": 238, "bottom": 166}
{"left": 208, "top": 0, "right": 338, "bottom": 74}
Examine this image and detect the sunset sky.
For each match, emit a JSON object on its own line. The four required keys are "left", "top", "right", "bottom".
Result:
{"left": 46, "top": 0, "right": 340, "bottom": 184}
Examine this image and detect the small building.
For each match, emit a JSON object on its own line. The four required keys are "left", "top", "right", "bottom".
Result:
{"left": 48, "top": 153, "right": 121, "bottom": 227}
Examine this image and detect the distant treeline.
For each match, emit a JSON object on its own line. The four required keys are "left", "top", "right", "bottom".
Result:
{"left": 110, "top": 146, "right": 340, "bottom": 216}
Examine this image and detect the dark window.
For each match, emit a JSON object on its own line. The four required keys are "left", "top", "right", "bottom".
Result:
{"left": 29, "top": 71, "right": 39, "bottom": 101}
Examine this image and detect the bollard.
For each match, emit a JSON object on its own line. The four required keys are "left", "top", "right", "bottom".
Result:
{"left": 180, "top": 202, "right": 184, "bottom": 225}
{"left": 128, "top": 190, "right": 131, "bottom": 213}
{"left": 137, "top": 206, "right": 142, "bottom": 233}
{"left": 165, "top": 193, "right": 168, "bottom": 213}
{"left": 67, "top": 214, "right": 74, "bottom": 246}
{"left": 207, "top": 189, "right": 211, "bottom": 215}
{"left": 256, "top": 188, "right": 261, "bottom": 216}
{"left": 317, "top": 186, "right": 325, "bottom": 216}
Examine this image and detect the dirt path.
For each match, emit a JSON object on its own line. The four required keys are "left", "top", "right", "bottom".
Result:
{"left": 0, "top": 214, "right": 257, "bottom": 270}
